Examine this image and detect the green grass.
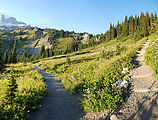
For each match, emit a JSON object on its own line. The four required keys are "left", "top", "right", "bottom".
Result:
{"left": 37, "top": 35, "right": 147, "bottom": 112}
{"left": 0, "top": 63, "right": 47, "bottom": 120}
{"left": 145, "top": 33, "right": 158, "bottom": 78}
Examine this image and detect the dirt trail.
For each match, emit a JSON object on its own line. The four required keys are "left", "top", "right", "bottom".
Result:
{"left": 29, "top": 64, "right": 85, "bottom": 120}
{"left": 114, "top": 39, "right": 158, "bottom": 120}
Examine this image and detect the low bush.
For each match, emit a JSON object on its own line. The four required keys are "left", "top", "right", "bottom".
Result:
{"left": 0, "top": 63, "right": 47, "bottom": 120}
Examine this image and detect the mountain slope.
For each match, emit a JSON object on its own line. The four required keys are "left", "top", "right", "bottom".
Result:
{"left": 0, "top": 14, "right": 30, "bottom": 31}
{"left": 1, "top": 27, "right": 93, "bottom": 55}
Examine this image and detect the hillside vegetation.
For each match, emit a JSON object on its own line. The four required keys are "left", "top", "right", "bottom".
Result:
{"left": 0, "top": 63, "right": 46, "bottom": 119}
{"left": 0, "top": 11, "right": 157, "bottom": 119}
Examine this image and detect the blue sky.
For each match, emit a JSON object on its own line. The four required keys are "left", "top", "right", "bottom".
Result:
{"left": 0, "top": 0, "right": 157, "bottom": 34}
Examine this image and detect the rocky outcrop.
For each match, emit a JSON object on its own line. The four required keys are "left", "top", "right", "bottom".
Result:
{"left": 82, "top": 33, "right": 90, "bottom": 44}
{"left": 37, "top": 34, "right": 52, "bottom": 49}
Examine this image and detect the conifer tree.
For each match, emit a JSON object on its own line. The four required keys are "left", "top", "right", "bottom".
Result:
{"left": 4, "top": 73, "right": 18, "bottom": 104}
{"left": 22, "top": 49, "right": 29, "bottom": 63}
{"left": 154, "top": 11, "right": 157, "bottom": 24}
{"left": 134, "top": 15, "right": 138, "bottom": 31}
{"left": 146, "top": 12, "right": 150, "bottom": 27}
{"left": 46, "top": 48, "right": 50, "bottom": 58}
{"left": 116, "top": 21, "right": 120, "bottom": 36}
{"left": 49, "top": 47, "right": 54, "bottom": 57}
{"left": 150, "top": 12, "right": 154, "bottom": 25}
{"left": 40, "top": 45, "right": 45, "bottom": 58}
{"left": 11, "top": 40, "right": 17, "bottom": 63}
{"left": 108, "top": 23, "right": 112, "bottom": 40}
{"left": 3, "top": 50, "right": 8, "bottom": 64}
{"left": 137, "top": 16, "right": 140, "bottom": 27}
{"left": 0, "top": 36, "right": 2, "bottom": 69}
{"left": 140, "top": 12, "right": 148, "bottom": 36}
{"left": 8, "top": 56, "right": 11, "bottom": 63}
{"left": 140, "top": 12, "right": 145, "bottom": 31}
{"left": 129, "top": 16, "right": 134, "bottom": 34}
{"left": 111, "top": 24, "right": 116, "bottom": 39}
{"left": 122, "top": 16, "right": 129, "bottom": 36}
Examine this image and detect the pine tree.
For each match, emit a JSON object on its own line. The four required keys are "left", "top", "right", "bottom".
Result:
{"left": 116, "top": 21, "right": 120, "bottom": 36}
{"left": 134, "top": 15, "right": 138, "bottom": 31}
{"left": 108, "top": 23, "right": 112, "bottom": 40}
{"left": 111, "top": 24, "right": 116, "bottom": 39}
{"left": 0, "top": 36, "right": 2, "bottom": 69}
{"left": 46, "top": 48, "right": 50, "bottom": 58}
{"left": 3, "top": 50, "right": 8, "bottom": 64}
{"left": 4, "top": 73, "right": 18, "bottom": 104}
{"left": 154, "top": 11, "right": 157, "bottom": 24}
{"left": 140, "top": 12, "right": 145, "bottom": 31}
{"left": 140, "top": 12, "right": 148, "bottom": 36}
{"left": 22, "top": 49, "right": 29, "bottom": 63}
{"left": 122, "top": 16, "right": 129, "bottom": 36}
{"left": 129, "top": 16, "right": 134, "bottom": 34}
{"left": 150, "top": 12, "right": 154, "bottom": 25}
{"left": 40, "top": 45, "right": 45, "bottom": 58}
{"left": 146, "top": 12, "right": 150, "bottom": 27}
{"left": 49, "top": 47, "right": 54, "bottom": 57}
{"left": 11, "top": 40, "right": 17, "bottom": 63}
{"left": 8, "top": 56, "right": 11, "bottom": 63}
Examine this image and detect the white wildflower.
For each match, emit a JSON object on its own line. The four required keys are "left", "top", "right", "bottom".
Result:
{"left": 122, "top": 67, "right": 129, "bottom": 74}
{"left": 116, "top": 80, "right": 128, "bottom": 88}
{"left": 87, "top": 88, "right": 90, "bottom": 93}
{"left": 93, "top": 87, "right": 96, "bottom": 90}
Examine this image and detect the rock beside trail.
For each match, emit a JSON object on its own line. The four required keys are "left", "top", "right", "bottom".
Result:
{"left": 110, "top": 114, "right": 118, "bottom": 120}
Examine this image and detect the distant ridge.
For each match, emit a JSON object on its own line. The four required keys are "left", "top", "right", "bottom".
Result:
{"left": 0, "top": 13, "right": 30, "bottom": 31}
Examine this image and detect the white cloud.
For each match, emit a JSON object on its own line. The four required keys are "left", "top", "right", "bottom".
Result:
{"left": 0, "top": 9, "right": 6, "bottom": 13}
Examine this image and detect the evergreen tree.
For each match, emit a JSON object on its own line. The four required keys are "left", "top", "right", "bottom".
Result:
{"left": 46, "top": 48, "right": 50, "bottom": 58}
{"left": 111, "top": 24, "right": 116, "bottom": 39}
{"left": 11, "top": 40, "right": 17, "bottom": 63}
{"left": 129, "top": 16, "right": 134, "bottom": 34}
{"left": 122, "top": 16, "right": 129, "bottom": 36}
{"left": 0, "top": 36, "right": 2, "bottom": 69}
{"left": 140, "top": 12, "right": 145, "bottom": 31}
{"left": 4, "top": 73, "right": 18, "bottom": 104}
{"left": 154, "top": 11, "right": 157, "bottom": 24}
{"left": 134, "top": 15, "right": 138, "bottom": 31}
{"left": 21, "top": 49, "right": 29, "bottom": 63}
{"left": 140, "top": 12, "right": 148, "bottom": 36}
{"left": 116, "top": 21, "right": 120, "bottom": 36}
{"left": 3, "top": 50, "right": 8, "bottom": 64}
{"left": 146, "top": 12, "right": 150, "bottom": 27}
{"left": 137, "top": 16, "right": 140, "bottom": 27}
{"left": 49, "top": 47, "right": 54, "bottom": 57}
{"left": 40, "top": 45, "right": 45, "bottom": 58}
{"left": 150, "top": 12, "right": 154, "bottom": 25}
{"left": 8, "top": 56, "right": 11, "bottom": 64}
{"left": 108, "top": 23, "right": 112, "bottom": 40}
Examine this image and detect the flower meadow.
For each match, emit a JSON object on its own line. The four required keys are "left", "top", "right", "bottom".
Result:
{"left": 145, "top": 34, "right": 158, "bottom": 78}
{"left": 37, "top": 37, "right": 147, "bottom": 112}
{"left": 0, "top": 63, "right": 47, "bottom": 120}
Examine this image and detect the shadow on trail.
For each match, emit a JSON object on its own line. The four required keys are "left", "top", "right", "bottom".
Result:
{"left": 128, "top": 91, "right": 158, "bottom": 120}
{"left": 29, "top": 64, "right": 85, "bottom": 120}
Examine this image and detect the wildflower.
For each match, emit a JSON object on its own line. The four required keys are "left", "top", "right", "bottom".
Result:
{"left": 83, "top": 85, "right": 86, "bottom": 88}
{"left": 116, "top": 80, "right": 128, "bottom": 88}
{"left": 87, "top": 88, "right": 90, "bottom": 93}
{"left": 122, "top": 67, "right": 129, "bottom": 74}
{"left": 93, "top": 87, "right": 96, "bottom": 90}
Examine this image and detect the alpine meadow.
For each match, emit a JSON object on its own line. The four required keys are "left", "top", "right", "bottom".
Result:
{"left": 0, "top": 0, "right": 158, "bottom": 120}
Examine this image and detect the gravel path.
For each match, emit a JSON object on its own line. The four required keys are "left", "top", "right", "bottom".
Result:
{"left": 29, "top": 39, "right": 158, "bottom": 120}
{"left": 29, "top": 64, "right": 85, "bottom": 120}
{"left": 113, "top": 39, "right": 158, "bottom": 120}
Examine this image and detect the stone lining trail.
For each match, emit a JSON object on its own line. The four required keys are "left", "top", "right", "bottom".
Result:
{"left": 113, "top": 39, "right": 158, "bottom": 120}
